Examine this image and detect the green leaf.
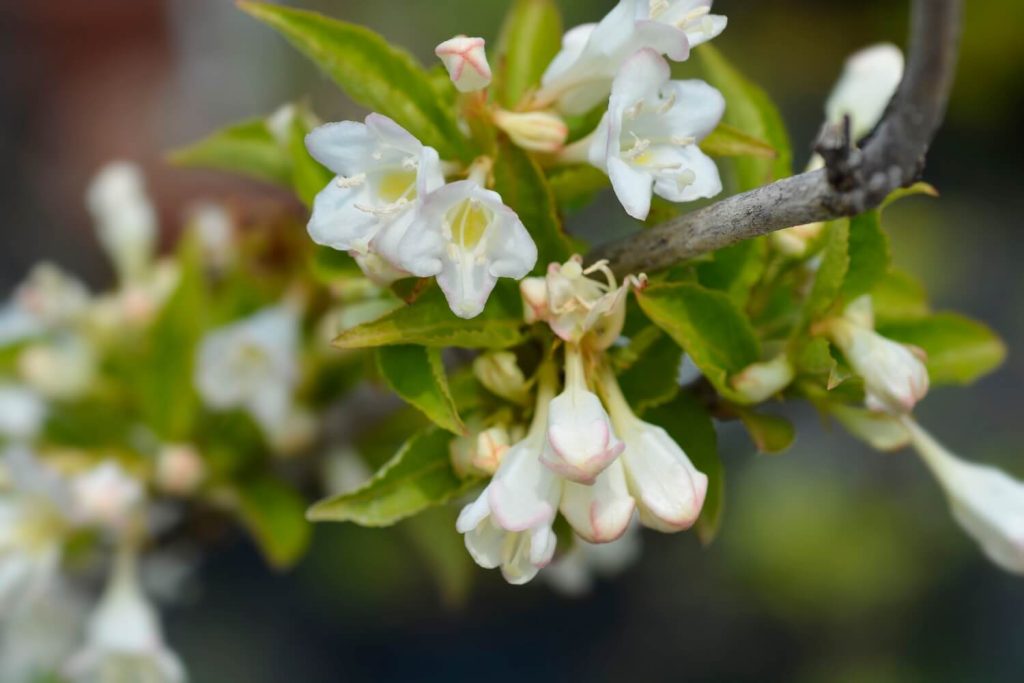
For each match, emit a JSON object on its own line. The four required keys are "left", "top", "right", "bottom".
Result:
{"left": 841, "top": 210, "right": 890, "bottom": 300}
{"left": 646, "top": 392, "right": 723, "bottom": 544}
{"left": 236, "top": 476, "right": 312, "bottom": 569}
{"left": 638, "top": 283, "right": 759, "bottom": 398}
{"left": 736, "top": 409, "right": 796, "bottom": 454}
{"left": 802, "top": 219, "right": 849, "bottom": 323}
{"left": 880, "top": 181, "right": 939, "bottom": 211}
{"left": 169, "top": 117, "right": 290, "bottom": 186}
{"left": 495, "top": 0, "right": 563, "bottom": 108}
{"left": 493, "top": 136, "right": 573, "bottom": 269}
{"left": 239, "top": 2, "right": 471, "bottom": 161}
{"left": 308, "top": 428, "right": 476, "bottom": 526}
{"left": 617, "top": 330, "right": 683, "bottom": 415}
{"left": 376, "top": 345, "right": 465, "bottom": 435}
{"left": 334, "top": 282, "right": 526, "bottom": 349}
{"left": 870, "top": 269, "right": 930, "bottom": 325}
{"left": 700, "top": 122, "right": 777, "bottom": 159}
{"left": 308, "top": 246, "right": 362, "bottom": 284}
{"left": 697, "top": 237, "right": 767, "bottom": 306}
{"left": 547, "top": 165, "right": 610, "bottom": 213}
{"left": 793, "top": 336, "right": 836, "bottom": 376}
{"left": 695, "top": 44, "right": 792, "bottom": 191}
{"left": 287, "top": 105, "right": 332, "bottom": 207}
{"left": 878, "top": 313, "right": 1006, "bottom": 385}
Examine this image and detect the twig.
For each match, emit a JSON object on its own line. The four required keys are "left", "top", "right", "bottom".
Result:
{"left": 592, "top": 0, "right": 963, "bottom": 276}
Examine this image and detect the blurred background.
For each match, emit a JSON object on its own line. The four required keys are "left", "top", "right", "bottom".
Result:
{"left": 1, "top": 0, "right": 1022, "bottom": 681}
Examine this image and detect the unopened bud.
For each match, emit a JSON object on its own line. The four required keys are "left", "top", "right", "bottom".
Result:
{"left": 493, "top": 110, "right": 569, "bottom": 153}
{"left": 520, "top": 277, "right": 548, "bottom": 324}
{"left": 156, "top": 444, "right": 205, "bottom": 496}
{"left": 435, "top": 36, "right": 491, "bottom": 93}
{"left": 450, "top": 425, "right": 512, "bottom": 477}
{"left": 731, "top": 355, "right": 795, "bottom": 404}
{"left": 473, "top": 351, "right": 530, "bottom": 406}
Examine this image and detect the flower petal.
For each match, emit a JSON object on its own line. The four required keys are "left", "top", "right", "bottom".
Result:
{"left": 560, "top": 459, "right": 636, "bottom": 542}
{"left": 607, "top": 156, "right": 654, "bottom": 220}
{"left": 621, "top": 422, "right": 708, "bottom": 531}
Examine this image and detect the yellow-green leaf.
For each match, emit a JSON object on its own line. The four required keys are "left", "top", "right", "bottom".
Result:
{"left": 376, "top": 345, "right": 465, "bottom": 435}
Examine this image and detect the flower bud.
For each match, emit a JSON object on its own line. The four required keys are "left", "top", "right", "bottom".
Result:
{"left": 435, "top": 35, "right": 491, "bottom": 93}
{"left": 493, "top": 110, "right": 568, "bottom": 153}
{"left": 825, "top": 43, "right": 904, "bottom": 141}
{"left": 473, "top": 352, "right": 530, "bottom": 406}
{"left": 156, "top": 444, "right": 205, "bottom": 496}
{"left": 85, "top": 162, "right": 157, "bottom": 284}
{"left": 451, "top": 425, "right": 512, "bottom": 477}
{"left": 520, "top": 277, "right": 549, "bottom": 324}
{"left": 730, "top": 354, "right": 795, "bottom": 404}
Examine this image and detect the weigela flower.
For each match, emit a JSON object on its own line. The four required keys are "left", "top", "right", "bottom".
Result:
{"left": 195, "top": 304, "right": 301, "bottom": 442}
{"left": 70, "top": 461, "right": 144, "bottom": 532}
{"left": 65, "top": 550, "right": 186, "bottom": 683}
{"left": 826, "top": 43, "right": 904, "bottom": 142}
{"left": 537, "top": 0, "right": 708, "bottom": 114}
{"left": 450, "top": 425, "right": 513, "bottom": 478}
{"left": 382, "top": 166, "right": 537, "bottom": 319}
{"left": 473, "top": 351, "right": 531, "bottom": 406}
{"left": 492, "top": 110, "right": 568, "bottom": 153}
{"left": 86, "top": 162, "right": 158, "bottom": 285}
{"left": 730, "top": 355, "right": 795, "bottom": 404}
{"left": 435, "top": 35, "right": 492, "bottom": 93}
{"left": 585, "top": 49, "right": 723, "bottom": 220}
{"left": 600, "top": 366, "right": 708, "bottom": 531}
{"left": 824, "top": 297, "right": 929, "bottom": 415}
{"left": 541, "top": 344, "right": 624, "bottom": 484}
{"left": 529, "top": 256, "right": 644, "bottom": 350}
{"left": 648, "top": 0, "right": 727, "bottom": 48}
{"left": 0, "top": 384, "right": 48, "bottom": 442}
{"left": 305, "top": 114, "right": 444, "bottom": 261}
{"left": 907, "top": 419, "right": 1024, "bottom": 574}
{"left": 558, "top": 458, "right": 635, "bottom": 542}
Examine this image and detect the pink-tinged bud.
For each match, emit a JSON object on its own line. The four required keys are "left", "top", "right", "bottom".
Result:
{"left": 559, "top": 459, "right": 635, "bottom": 543}
{"left": 156, "top": 444, "right": 205, "bottom": 496}
{"left": 520, "top": 277, "right": 549, "bottom": 324}
{"left": 731, "top": 355, "right": 795, "bottom": 404}
{"left": 435, "top": 35, "right": 491, "bottom": 93}
{"left": 493, "top": 110, "right": 569, "bottom": 153}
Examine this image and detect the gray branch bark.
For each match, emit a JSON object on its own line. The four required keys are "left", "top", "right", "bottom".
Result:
{"left": 593, "top": 0, "right": 963, "bottom": 276}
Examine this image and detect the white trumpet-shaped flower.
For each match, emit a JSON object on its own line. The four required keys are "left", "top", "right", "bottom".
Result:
{"left": 305, "top": 114, "right": 444, "bottom": 263}
{"left": 65, "top": 549, "right": 186, "bottom": 683}
{"left": 542, "top": 344, "right": 624, "bottom": 484}
{"left": 537, "top": 0, "right": 706, "bottom": 115}
{"left": 383, "top": 165, "right": 537, "bottom": 319}
{"left": 600, "top": 366, "right": 708, "bottom": 531}
{"left": 906, "top": 419, "right": 1024, "bottom": 574}
{"left": 86, "top": 162, "right": 158, "bottom": 285}
{"left": 824, "top": 298, "right": 929, "bottom": 415}
{"left": 583, "top": 49, "right": 723, "bottom": 220}
{"left": 195, "top": 304, "right": 301, "bottom": 442}
{"left": 435, "top": 35, "right": 491, "bottom": 93}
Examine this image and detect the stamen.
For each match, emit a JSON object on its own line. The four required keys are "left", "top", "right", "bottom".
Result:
{"left": 401, "top": 156, "right": 419, "bottom": 169}
{"left": 656, "top": 92, "right": 677, "bottom": 114}
{"left": 670, "top": 136, "right": 696, "bottom": 146}
{"left": 354, "top": 198, "right": 409, "bottom": 216}
{"left": 675, "top": 5, "right": 711, "bottom": 28}
{"left": 649, "top": 0, "right": 670, "bottom": 18}
{"left": 622, "top": 133, "right": 651, "bottom": 160}
{"left": 624, "top": 101, "right": 645, "bottom": 120}
{"left": 336, "top": 173, "right": 366, "bottom": 189}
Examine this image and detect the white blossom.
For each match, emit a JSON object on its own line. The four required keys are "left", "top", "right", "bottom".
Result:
{"left": 730, "top": 355, "right": 795, "bottom": 404}
{"left": 583, "top": 49, "right": 723, "bottom": 220}
{"left": 382, "top": 167, "right": 537, "bottom": 319}
{"left": 305, "top": 114, "right": 444, "bottom": 264}
{"left": 558, "top": 458, "right": 635, "bottom": 542}
{"left": 4, "top": 263, "right": 91, "bottom": 339}
{"left": 473, "top": 351, "right": 531, "bottom": 406}
{"left": 543, "top": 522, "right": 642, "bottom": 596}
{"left": 826, "top": 43, "right": 904, "bottom": 142}
{"left": 65, "top": 550, "right": 186, "bottom": 683}
{"left": 541, "top": 344, "right": 624, "bottom": 484}
{"left": 600, "top": 366, "right": 708, "bottom": 531}
{"left": 0, "top": 384, "right": 47, "bottom": 442}
{"left": 435, "top": 35, "right": 492, "bottom": 93}
{"left": 194, "top": 304, "right": 301, "bottom": 441}
{"left": 906, "top": 419, "right": 1024, "bottom": 574}
{"left": 86, "top": 162, "right": 158, "bottom": 284}
{"left": 71, "top": 461, "right": 144, "bottom": 532}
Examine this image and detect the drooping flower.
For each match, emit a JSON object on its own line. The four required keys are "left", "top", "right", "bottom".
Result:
{"left": 580, "top": 49, "right": 724, "bottom": 220}
{"left": 194, "top": 304, "right": 302, "bottom": 443}
{"left": 824, "top": 297, "right": 929, "bottom": 415}
{"left": 435, "top": 35, "right": 492, "bottom": 93}
{"left": 537, "top": 0, "right": 723, "bottom": 114}
{"left": 65, "top": 549, "right": 186, "bottom": 683}
{"left": 382, "top": 163, "right": 537, "bottom": 319}
{"left": 905, "top": 419, "right": 1024, "bottom": 574}
{"left": 541, "top": 344, "right": 624, "bottom": 484}
{"left": 305, "top": 114, "right": 444, "bottom": 265}
{"left": 86, "top": 162, "right": 158, "bottom": 285}
{"left": 558, "top": 458, "right": 635, "bottom": 542}
{"left": 599, "top": 365, "right": 708, "bottom": 531}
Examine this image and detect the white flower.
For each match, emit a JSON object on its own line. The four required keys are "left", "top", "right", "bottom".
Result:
{"left": 0, "top": 579, "right": 88, "bottom": 683}
{"left": 19, "top": 335, "right": 97, "bottom": 401}
{"left": 558, "top": 458, "right": 635, "bottom": 542}
{"left": 649, "top": 0, "right": 727, "bottom": 48}
{"left": 543, "top": 522, "right": 642, "bottom": 596}
{"left": 0, "top": 447, "right": 74, "bottom": 613}
{"left": 825, "top": 299, "right": 929, "bottom": 414}
{"left": 195, "top": 304, "right": 301, "bottom": 440}
{"left": 305, "top": 114, "right": 444, "bottom": 259}
{"left": 450, "top": 425, "right": 513, "bottom": 478}
{"left": 492, "top": 110, "right": 568, "bottom": 153}
{"left": 65, "top": 550, "right": 186, "bottom": 683}
{"left": 86, "top": 162, "right": 158, "bottom": 284}
{"left": 0, "top": 384, "right": 47, "bottom": 442}
{"left": 542, "top": 344, "right": 624, "bottom": 484}
{"left": 435, "top": 35, "right": 491, "bottom": 93}
{"left": 71, "top": 461, "right": 144, "bottom": 531}
{"left": 906, "top": 419, "right": 1024, "bottom": 574}
{"left": 730, "top": 355, "right": 795, "bottom": 404}
{"left": 383, "top": 169, "right": 537, "bottom": 319}
{"left": 601, "top": 366, "right": 708, "bottom": 531}
{"left": 536, "top": 0, "right": 694, "bottom": 115}
{"left": 532, "top": 256, "right": 644, "bottom": 350}
{"left": 825, "top": 43, "right": 904, "bottom": 142}
{"left": 8, "top": 262, "right": 91, "bottom": 333}
{"left": 155, "top": 445, "right": 205, "bottom": 496}
{"left": 583, "top": 49, "right": 723, "bottom": 220}
{"left": 473, "top": 351, "right": 531, "bottom": 406}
